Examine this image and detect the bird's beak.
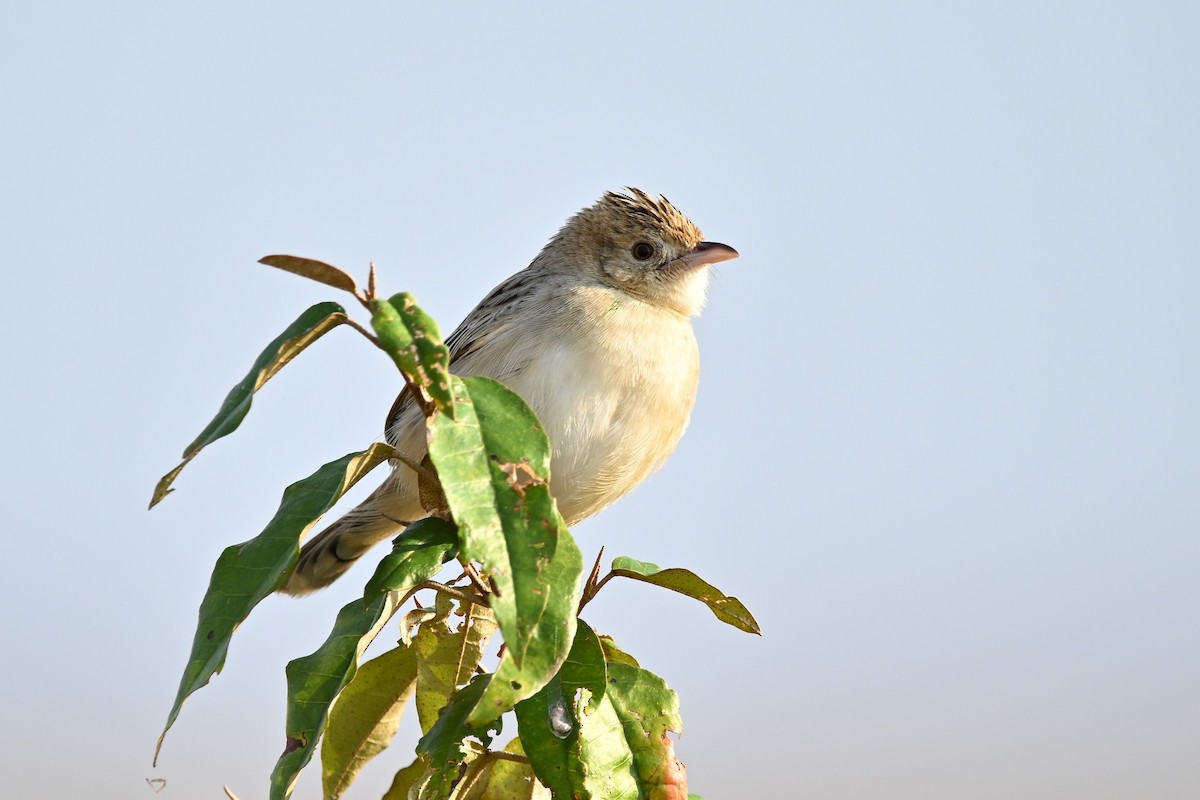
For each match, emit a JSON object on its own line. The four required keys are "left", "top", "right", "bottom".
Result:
{"left": 672, "top": 241, "right": 739, "bottom": 270}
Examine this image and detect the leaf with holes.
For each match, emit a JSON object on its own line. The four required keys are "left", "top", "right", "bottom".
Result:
{"left": 427, "top": 376, "right": 575, "bottom": 670}
{"left": 370, "top": 293, "right": 453, "bottom": 413}
{"left": 573, "top": 662, "right": 687, "bottom": 800}
{"left": 414, "top": 594, "right": 499, "bottom": 734}
{"left": 513, "top": 621, "right": 608, "bottom": 798}
{"left": 463, "top": 521, "right": 583, "bottom": 730}
{"left": 516, "top": 646, "right": 687, "bottom": 799}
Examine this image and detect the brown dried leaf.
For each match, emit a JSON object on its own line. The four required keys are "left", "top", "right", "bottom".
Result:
{"left": 259, "top": 254, "right": 359, "bottom": 295}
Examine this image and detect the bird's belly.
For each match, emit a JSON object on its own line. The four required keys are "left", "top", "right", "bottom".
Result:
{"left": 507, "top": 322, "right": 700, "bottom": 524}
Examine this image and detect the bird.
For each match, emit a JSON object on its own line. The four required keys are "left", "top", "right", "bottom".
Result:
{"left": 283, "top": 188, "right": 738, "bottom": 595}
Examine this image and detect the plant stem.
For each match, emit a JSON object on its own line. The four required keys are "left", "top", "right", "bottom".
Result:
{"left": 419, "top": 580, "right": 487, "bottom": 608}
{"left": 344, "top": 316, "right": 380, "bottom": 345}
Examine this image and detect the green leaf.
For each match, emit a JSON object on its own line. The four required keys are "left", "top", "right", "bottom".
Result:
{"left": 321, "top": 645, "right": 419, "bottom": 800}
{"left": 428, "top": 375, "right": 572, "bottom": 669}
{"left": 259, "top": 254, "right": 360, "bottom": 295}
{"left": 150, "top": 301, "right": 347, "bottom": 507}
{"left": 370, "top": 292, "right": 453, "bottom": 413}
{"left": 513, "top": 621, "right": 608, "bottom": 798}
{"left": 363, "top": 517, "right": 459, "bottom": 598}
{"left": 372, "top": 292, "right": 581, "bottom": 677}
{"left": 516, "top": 648, "right": 688, "bottom": 800}
{"left": 414, "top": 594, "right": 499, "bottom": 734}
{"left": 415, "top": 674, "right": 499, "bottom": 800}
{"left": 271, "top": 593, "right": 402, "bottom": 800}
{"left": 154, "top": 443, "right": 394, "bottom": 765}
{"left": 574, "top": 662, "right": 688, "bottom": 800}
{"left": 608, "top": 557, "right": 761, "bottom": 635}
{"left": 466, "top": 523, "right": 583, "bottom": 729}
{"left": 270, "top": 524, "right": 456, "bottom": 800}
{"left": 597, "top": 635, "right": 639, "bottom": 668}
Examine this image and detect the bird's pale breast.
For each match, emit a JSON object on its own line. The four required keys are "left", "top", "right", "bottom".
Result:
{"left": 497, "top": 283, "right": 701, "bottom": 523}
{"left": 383, "top": 281, "right": 700, "bottom": 526}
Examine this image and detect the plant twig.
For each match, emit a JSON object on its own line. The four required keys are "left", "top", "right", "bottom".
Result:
{"left": 384, "top": 447, "right": 439, "bottom": 485}
{"left": 344, "top": 316, "right": 380, "bottom": 345}
{"left": 488, "top": 751, "right": 530, "bottom": 765}
{"left": 578, "top": 546, "right": 609, "bottom": 613}
{"left": 463, "top": 561, "right": 491, "bottom": 597}
{"left": 419, "top": 580, "right": 487, "bottom": 608}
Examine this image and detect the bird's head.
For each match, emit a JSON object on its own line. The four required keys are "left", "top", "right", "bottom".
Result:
{"left": 542, "top": 188, "right": 738, "bottom": 316}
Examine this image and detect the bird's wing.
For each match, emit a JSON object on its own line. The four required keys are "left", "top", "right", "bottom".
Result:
{"left": 444, "top": 268, "right": 540, "bottom": 363}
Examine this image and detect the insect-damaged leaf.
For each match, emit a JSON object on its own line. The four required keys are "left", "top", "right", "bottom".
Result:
{"left": 150, "top": 301, "right": 347, "bottom": 507}
{"left": 464, "top": 524, "right": 583, "bottom": 730}
{"left": 609, "top": 557, "right": 761, "bottom": 635}
{"left": 414, "top": 594, "right": 499, "bottom": 735}
{"left": 421, "top": 375, "right": 584, "bottom": 727}
{"left": 517, "top": 642, "right": 688, "bottom": 800}
{"left": 427, "top": 375, "right": 580, "bottom": 674}
{"left": 370, "top": 292, "right": 453, "bottom": 414}
{"left": 259, "top": 254, "right": 360, "bottom": 295}
{"left": 371, "top": 291, "right": 581, "bottom": 678}
{"left": 513, "top": 621, "right": 608, "bottom": 798}
{"left": 588, "top": 662, "right": 688, "bottom": 800}
{"left": 155, "top": 443, "right": 394, "bottom": 765}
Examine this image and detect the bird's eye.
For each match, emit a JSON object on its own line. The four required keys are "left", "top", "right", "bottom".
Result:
{"left": 631, "top": 242, "right": 656, "bottom": 261}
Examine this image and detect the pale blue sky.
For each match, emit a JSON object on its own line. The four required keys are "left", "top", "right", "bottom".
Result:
{"left": 2, "top": 3, "right": 1197, "bottom": 799}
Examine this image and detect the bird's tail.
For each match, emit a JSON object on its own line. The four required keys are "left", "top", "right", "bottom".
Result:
{"left": 281, "top": 484, "right": 411, "bottom": 596}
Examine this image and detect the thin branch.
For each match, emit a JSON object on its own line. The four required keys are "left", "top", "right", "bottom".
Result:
{"left": 380, "top": 446, "right": 438, "bottom": 485}
{"left": 487, "top": 751, "right": 530, "bottom": 765}
{"left": 344, "top": 316, "right": 380, "bottom": 346}
{"left": 368, "top": 261, "right": 378, "bottom": 301}
{"left": 578, "top": 570, "right": 617, "bottom": 614}
{"left": 592, "top": 571, "right": 617, "bottom": 597}
{"left": 578, "top": 546, "right": 609, "bottom": 613}
{"left": 419, "top": 580, "right": 487, "bottom": 608}
{"left": 463, "top": 561, "right": 491, "bottom": 597}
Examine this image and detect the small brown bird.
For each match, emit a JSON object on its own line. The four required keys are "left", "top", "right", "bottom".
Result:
{"left": 284, "top": 189, "right": 738, "bottom": 595}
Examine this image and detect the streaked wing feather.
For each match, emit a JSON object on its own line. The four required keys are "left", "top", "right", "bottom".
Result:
{"left": 386, "top": 268, "right": 540, "bottom": 438}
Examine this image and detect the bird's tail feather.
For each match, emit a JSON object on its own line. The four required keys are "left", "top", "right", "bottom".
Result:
{"left": 282, "top": 493, "right": 409, "bottom": 596}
